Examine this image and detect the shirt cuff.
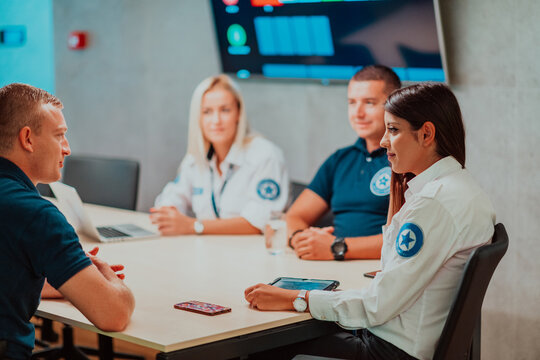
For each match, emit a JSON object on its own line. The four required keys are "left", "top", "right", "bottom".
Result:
{"left": 308, "top": 290, "right": 341, "bottom": 322}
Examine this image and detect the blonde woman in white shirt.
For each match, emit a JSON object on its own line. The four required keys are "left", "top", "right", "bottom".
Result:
{"left": 244, "top": 83, "right": 495, "bottom": 360}
{"left": 151, "top": 75, "right": 289, "bottom": 236}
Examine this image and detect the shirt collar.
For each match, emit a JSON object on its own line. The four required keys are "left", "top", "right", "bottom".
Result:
{"left": 224, "top": 142, "right": 243, "bottom": 166}
{"left": 353, "top": 138, "right": 386, "bottom": 157}
{"left": 406, "top": 156, "right": 462, "bottom": 196}
{"left": 0, "top": 157, "right": 38, "bottom": 193}
{"left": 209, "top": 143, "right": 243, "bottom": 173}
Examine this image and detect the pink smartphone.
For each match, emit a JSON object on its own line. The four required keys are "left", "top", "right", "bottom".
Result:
{"left": 174, "top": 300, "right": 231, "bottom": 316}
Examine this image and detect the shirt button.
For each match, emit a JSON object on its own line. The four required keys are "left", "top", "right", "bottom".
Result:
{"left": 366, "top": 157, "right": 372, "bottom": 162}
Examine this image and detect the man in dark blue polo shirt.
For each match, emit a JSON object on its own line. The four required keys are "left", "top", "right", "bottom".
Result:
{"left": 287, "top": 66, "right": 401, "bottom": 261}
{"left": 0, "top": 83, "right": 135, "bottom": 360}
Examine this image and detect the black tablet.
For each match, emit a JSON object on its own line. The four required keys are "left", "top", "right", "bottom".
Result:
{"left": 269, "top": 277, "right": 339, "bottom": 291}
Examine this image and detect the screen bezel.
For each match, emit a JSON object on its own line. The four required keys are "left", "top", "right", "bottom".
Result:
{"left": 209, "top": 0, "right": 448, "bottom": 84}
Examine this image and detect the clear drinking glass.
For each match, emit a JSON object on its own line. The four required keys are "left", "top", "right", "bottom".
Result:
{"left": 265, "top": 212, "right": 287, "bottom": 255}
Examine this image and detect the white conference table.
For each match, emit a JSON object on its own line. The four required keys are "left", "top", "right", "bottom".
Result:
{"left": 36, "top": 203, "right": 379, "bottom": 359}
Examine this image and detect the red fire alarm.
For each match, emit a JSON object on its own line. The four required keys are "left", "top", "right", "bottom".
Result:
{"left": 68, "top": 31, "right": 87, "bottom": 50}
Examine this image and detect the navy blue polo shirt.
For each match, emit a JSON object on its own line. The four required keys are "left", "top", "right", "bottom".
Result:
{"left": 0, "top": 157, "right": 91, "bottom": 360}
{"left": 308, "top": 138, "right": 390, "bottom": 237}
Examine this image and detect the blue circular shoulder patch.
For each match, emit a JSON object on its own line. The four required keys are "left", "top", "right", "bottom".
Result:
{"left": 370, "top": 166, "right": 391, "bottom": 196}
{"left": 257, "top": 179, "right": 280, "bottom": 200}
{"left": 395, "top": 222, "right": 424, "bottom": 258}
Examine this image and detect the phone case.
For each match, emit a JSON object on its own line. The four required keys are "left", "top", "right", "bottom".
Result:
{"left": 363, "top": 270, "right": 381, "bottom": 278}
{"left": 174, "top": 301, "right": 231, "bottom": 316}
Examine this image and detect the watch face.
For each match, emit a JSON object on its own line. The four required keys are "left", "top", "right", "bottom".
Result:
{"left": 332, "top": 242, "right": 346, "bottom": 254}
{"left": 331, "top": 238, "right": 347, "bottom": 260}
{"left": 194, "top": 221, "right": 204, "bottom": 234}
{"left": 332, "top": 238, "right": 346, "bottom": 255}
{"left": 293, "top": 297, "right": 308, "bottom": 312}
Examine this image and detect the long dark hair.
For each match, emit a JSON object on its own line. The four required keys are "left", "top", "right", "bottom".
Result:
{"left": 384, "top": 83, "right": 466, "bottom": 217}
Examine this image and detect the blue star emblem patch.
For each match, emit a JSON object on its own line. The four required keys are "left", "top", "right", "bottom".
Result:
{"left": 395, "top": 222, "right": 424, "bottom": 258}
{"left": 257, "top": 179, "right": 280, "bottom": 200}
{"left": 370, "top": 166, "right": 391, "bottom": 196}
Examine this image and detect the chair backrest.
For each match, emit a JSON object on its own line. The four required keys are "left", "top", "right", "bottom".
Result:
{"left": 36, "top": 183, "right": 54, "bottom": 197}
{"left": 433, "top": 223, "right": 509, "bottom": 360}
{"left": 61, "top": 155, "right": 140, "bottom": 211}
{"left": 290, "top": 181, "right": 308, "bottom": 205}
{"left": 289, "top": 181, "right": 334, "bottom": 228}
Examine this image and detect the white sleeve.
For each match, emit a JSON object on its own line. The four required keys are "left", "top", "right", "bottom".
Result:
{"left": 309, "top": 197, "right": 460, "bottom": 329}
{"left": 154, "top": 160, "right": 193, "bottom": 214}
{"left": 240, "top": 149, "right": 289, "bottom": 231}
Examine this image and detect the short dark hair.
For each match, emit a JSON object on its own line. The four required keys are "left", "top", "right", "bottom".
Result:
{"left": 0, "top": 83, "right": 62, "bottom": 154}
{"left": 351, "top": 65, "right": 401, "bottom": 95}
{"left": 384, "top": 82, "right": 466, "bottom": 217}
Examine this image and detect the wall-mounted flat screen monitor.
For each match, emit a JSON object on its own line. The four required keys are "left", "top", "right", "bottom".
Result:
{"left": 210, "top": 0, "right": 447, "bottom": 83}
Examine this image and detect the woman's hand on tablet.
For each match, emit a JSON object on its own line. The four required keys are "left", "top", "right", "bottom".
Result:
{"left": 244, "top": 284, "right": 302, "bottom": 311}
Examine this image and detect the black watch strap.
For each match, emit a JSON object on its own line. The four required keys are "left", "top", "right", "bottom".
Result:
{"left": 288, "top": 229, "right": 303, "bottom": 249}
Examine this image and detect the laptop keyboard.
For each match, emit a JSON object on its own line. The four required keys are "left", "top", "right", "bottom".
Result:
{"left": 97, "top": 226, "right": 131, "bottom": 239}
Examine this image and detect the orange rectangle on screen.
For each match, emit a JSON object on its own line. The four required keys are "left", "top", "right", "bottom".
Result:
{"left": 250, "top": 0, "right": 283, "bottom": 7}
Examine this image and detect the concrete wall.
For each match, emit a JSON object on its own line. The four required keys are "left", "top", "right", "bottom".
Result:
{"left": 438, "top": 1, "right": 540, "bottom": 358}
{"left": 52, "top": 0, "right": 539, "bottom": 358}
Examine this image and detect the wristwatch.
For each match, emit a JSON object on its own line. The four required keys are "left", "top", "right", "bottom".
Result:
{"left": 288, "top": 229, "right": 302, "bottom": 249}
{"left": 293, "top": 289, "right": 308, "bottom": 312}
{"left": 331, "top": 237, "right": 348, "bottom": 261}
{"left": 193, "top": 220, "right": 204, "bottom": 235}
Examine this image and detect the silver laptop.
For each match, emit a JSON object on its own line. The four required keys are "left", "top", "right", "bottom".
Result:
{"left": 49, "top": 182, "right": 158, "bottom": 242}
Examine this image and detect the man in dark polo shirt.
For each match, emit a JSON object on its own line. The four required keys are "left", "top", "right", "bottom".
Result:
{"left": 0, "top": 83, "right": 135, "bottom": 360}
{"left": 287, "top": 66, "right": 401, "bottom": 261}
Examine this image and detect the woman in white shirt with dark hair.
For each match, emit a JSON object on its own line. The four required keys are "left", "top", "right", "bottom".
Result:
{"left": 151, "top": 74, "right": 289, "bottom": 236}
{"left": 244, "top": 82, "right": 495, "bottom": 360}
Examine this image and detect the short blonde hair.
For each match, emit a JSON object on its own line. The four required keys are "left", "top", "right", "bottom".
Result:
{"left": 185, "top": 74, "right": 251, "bottom": 167}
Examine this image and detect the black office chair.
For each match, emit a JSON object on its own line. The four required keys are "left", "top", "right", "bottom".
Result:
{"left": 290, "top": 181, "right": 307, "bottom": 206}
{"left": 433, "top": 223, "right": 508, "bottom": 360}
{"left": 61, "top": 155, "right": 140, "bottom": 210}
{"left": 290, "top": 181, "right": 334, "bottom": 228}
{"left": 32, "top": 155, "right": 143, "bottom": 360}
{"left": 36, "top": 183, "right": 54, "bottom": 198}
{"left": 292, "top": 223, "right": 509, "bottom": 360}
